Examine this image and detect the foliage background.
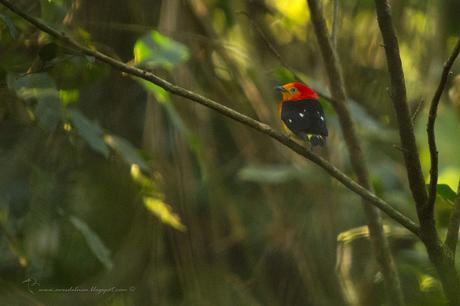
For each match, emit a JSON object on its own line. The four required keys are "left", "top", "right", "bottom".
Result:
{"left": 0, "top": 0, "right": 459, "bottom": 305}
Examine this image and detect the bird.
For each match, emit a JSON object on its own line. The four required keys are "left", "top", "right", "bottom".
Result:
{"left": 276, "top": 82, "right": 328, "bottom": 147}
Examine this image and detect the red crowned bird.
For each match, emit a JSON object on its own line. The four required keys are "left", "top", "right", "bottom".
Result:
{"left": 276, "top": 82, "right": 328, "bottom": 146}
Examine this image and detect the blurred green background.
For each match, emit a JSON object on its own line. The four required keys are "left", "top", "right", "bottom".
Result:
{"left": 0, "top": 0, "right": 459, "bottom": 305}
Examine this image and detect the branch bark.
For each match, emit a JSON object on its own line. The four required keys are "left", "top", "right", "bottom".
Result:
{"left": 373, "top": 0, "right": 428, "bottom": 219}
{"left": 0, "top": 0, "right": 420, "bottom": 236}
{"left": 427, "top": 38, "right": 460, "bottom": 213}
{"left": 373, "top": 0, "right": 460, "bottom": 304}
{"left": 331, "top": 0, "right": 339, "bottom": 48}
{"left": 306, "top": 1, "right": 405, "bottom": 305}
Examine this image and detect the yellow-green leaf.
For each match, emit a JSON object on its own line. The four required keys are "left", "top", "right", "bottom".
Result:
{"left": 133, "top": 30, "right": 189, "bottom": 70}
{"left": 104, "top": 135, "right": 148, "bottom": 171}
{"left": 143, "top": 197, "right": 185, "bottom": 232}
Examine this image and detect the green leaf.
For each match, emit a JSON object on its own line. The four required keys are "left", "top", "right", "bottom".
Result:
{"left": 426, "top": 183, "right": 457, "bottom": 205}
{"left": 274, "top": 67, "right": 297, "bottom": 84}
{"left": 7, "top": 73, "right": 62, "bottom": 131}
{"left": 104, "top": 134, "right": 149, "bottom": 171}
{"left": 136, "top": 79, "right": 170, "bottom": 103}
{"left": 143, "top": 196, "right": 186, "bottom": 231}
{"left": 59, "top": 89, "right": 79, "bottom": 105}
{"left": 69, "top": 215, "right": 113, "bottom": 270}
{"left": 35, "top": 95, "right": 62, "bottom": 131}
{"left": 130, "top": 167, "right": 183, "bottom": 231}
{"left": 0, "top": 14, "right": 18, "bottom": 39}
{"left": 68, "top": 109, "right": 109, "bottom": 157}
{"left": 133, "top": 31, "right": 189, "bottom": 70}
{"left": 130, "top": 164, "right": 165, "bottom": 202}
{"left": 238, "top": 165, "right": 308, "bottom": 183}
{"left": 437, "top": 184, "right": 457, "bottom": 203}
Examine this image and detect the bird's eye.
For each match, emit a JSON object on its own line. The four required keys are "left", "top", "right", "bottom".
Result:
{"left": 290, "top": 88, "right": 298, "bottom": 93}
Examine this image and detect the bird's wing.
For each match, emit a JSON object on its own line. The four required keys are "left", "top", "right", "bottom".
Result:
{"left": 281, "top": 99, "right": 328, "bottom": 136}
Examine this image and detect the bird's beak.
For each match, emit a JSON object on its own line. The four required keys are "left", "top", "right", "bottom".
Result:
{"left": 275, "top": 85, "right": 289, "bottom": 101}
{"left": 275, "top": 85, "right": 287, "bottom": 93}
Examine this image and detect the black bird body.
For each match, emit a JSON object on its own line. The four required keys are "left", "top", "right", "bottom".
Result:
{"left": 277, "top": 82, "right": 328, "bottom": 146}
{"left": 281, "top": 99, "right": 328, "bottom": 139}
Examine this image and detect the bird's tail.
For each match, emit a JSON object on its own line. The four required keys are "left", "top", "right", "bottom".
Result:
{"left": 310, "top": 135, "right": 326, "bottom": 147}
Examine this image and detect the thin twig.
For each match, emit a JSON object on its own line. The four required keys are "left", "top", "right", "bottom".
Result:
{"left": 236, "top": 11, "right": 303, "bottom": 81}
{"left": 411, "top": 99, "right": 424, "bottom": 124}
{"left": 0, "top": 0, "right": 420, "bottom": 236}
{"left": 427, "top": 38, "right": 460, "bottom": 213}
{"left": 445, "top": 180, "right": 460, "bottom": 256}
{"left": 236, "top": 11, "right": 345, "bottom": 109}
{"left": 392, "top": 144, "right": 408, "bottom": 153}
{"left": 236, "top": 11, "right": 283, "bottom": 64}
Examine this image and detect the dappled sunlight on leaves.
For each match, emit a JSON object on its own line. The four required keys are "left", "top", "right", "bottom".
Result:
{"left": 438, "top": 168, "right": 460, "bottom": 192}
{"left": 130, "top": 164, "right": 184, "bottom": 231}
{"left": 58, "top": 89, "right": 79, "bottom": 105}
{"left": 133, "top": 30, "right": 189, "bottom": 70}
{"left": 135, "top": 79, "right": 169, "bottom": 103}
{"left": 419, "top": 274, "right": 442, "bottom": 293}
{"left": 267, "top": 0, "right": 310, "bottom": 28}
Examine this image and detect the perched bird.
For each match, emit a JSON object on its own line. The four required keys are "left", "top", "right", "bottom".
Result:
{"left": 276, "top": 82, "right": 328, "bottom": 146}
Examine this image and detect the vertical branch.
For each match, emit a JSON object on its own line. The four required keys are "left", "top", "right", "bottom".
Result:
{"left": 373, "top": 0, "right": 428, "bottom": 214}
{"left": 306, "top": 0, "right": 405, "bottom": 305}
{"left": 427, "top": 39, "right": 460, "bottom": 213}
{"left": 373, "top": 0, "right": 460, "bottom": 304}
{"left": 331, "top": 0, "right": 339, "bottom": 48}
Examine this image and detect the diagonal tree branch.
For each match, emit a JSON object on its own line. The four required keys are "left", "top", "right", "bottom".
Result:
{"left": 306, "top": 0, "right": 404, "bottom": 305}
{"left": 427, "top": 38, "right": 460, "bottom": 213}
{"left": 445, "top": 180, "right": 460, "bottom": 256}
{"left": 0, "top": 0, "right": 420, "bottom": 236}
